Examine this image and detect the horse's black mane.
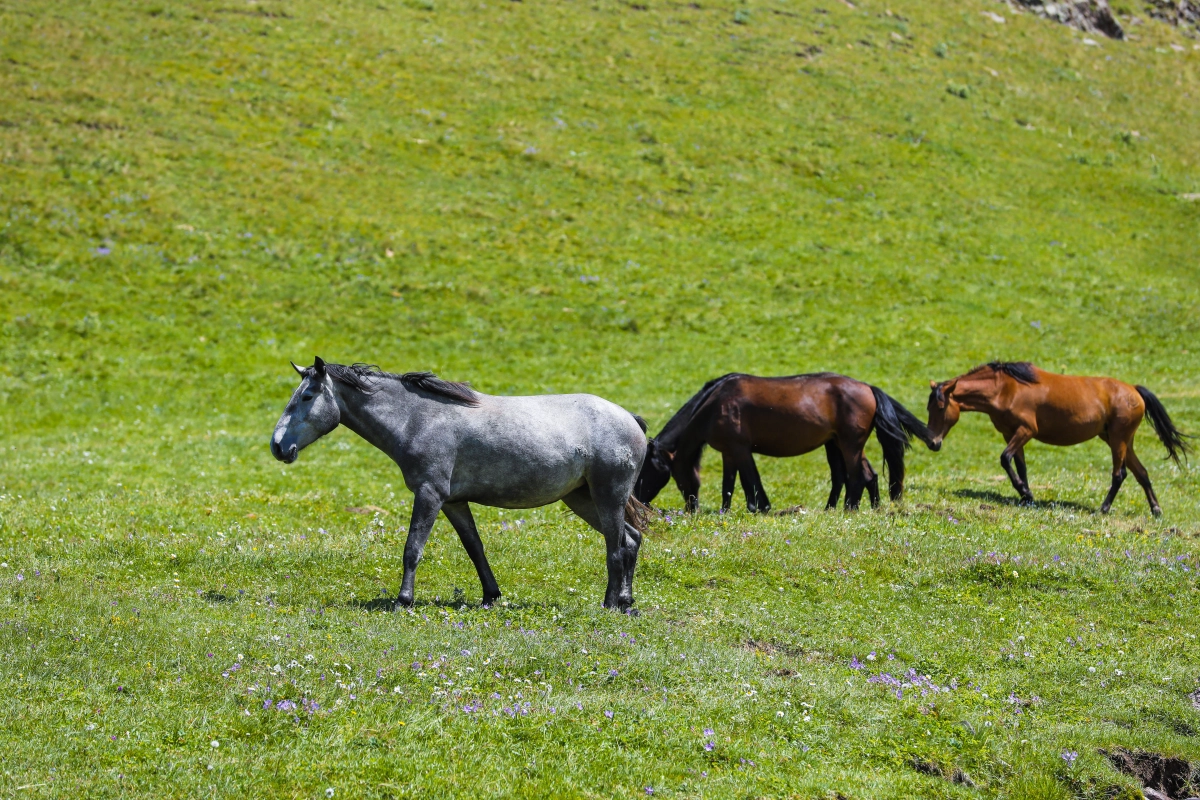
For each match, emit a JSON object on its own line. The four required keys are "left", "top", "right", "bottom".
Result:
{"left": 402, "top": 371, "right": 481, "bottom": 406}
{"left": 973, "top": 361, "right": 1038, "bottom": 384}
{"left": 655, "top": 373, "right": 741, "bottom": 446}
{"left": 322, "top": 362, "right": 480, "bottom": 406}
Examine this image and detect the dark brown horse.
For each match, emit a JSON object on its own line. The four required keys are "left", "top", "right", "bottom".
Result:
{"left": 633, "top": 373, "right": 933, "bottom": 512}
{"left": 926, "top": 362, "right": 1189, "bottom": 515}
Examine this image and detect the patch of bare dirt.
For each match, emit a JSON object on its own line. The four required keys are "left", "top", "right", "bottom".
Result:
{"left": 1102, "top": 747, "right": 1198, "bottom": 800}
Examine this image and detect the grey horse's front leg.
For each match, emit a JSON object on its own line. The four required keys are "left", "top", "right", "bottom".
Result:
{"left": 441, "top": 501, "right": 501, "bottom": 605}
{"left": 395, "top": 485, "right": 446, "bottom": 610}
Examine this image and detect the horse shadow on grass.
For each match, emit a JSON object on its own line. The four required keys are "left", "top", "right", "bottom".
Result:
{"left": 952, "top": 488, "right": 1095, "bottom": 514}
{"left": 349, "top": 593, "right": 555, "bottom": 614}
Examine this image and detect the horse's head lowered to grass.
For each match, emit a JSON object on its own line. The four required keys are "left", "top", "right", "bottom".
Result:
{"left": 925, "top": 378, "right": 960, "bottom": 452}
{"left": 271, "top": 357, "right": 343, "bottom": 463}
{"left": 926, "top": 362, "right": 1040, "bottom": 451}
{"left": 632, "top": 437, "right": 675, "bottom": 504}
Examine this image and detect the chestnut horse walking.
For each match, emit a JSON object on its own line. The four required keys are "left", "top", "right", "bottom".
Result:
{"left": 926, "top": 362, "right": 1189, "bottom": 515}
{"left": 634, "top": 373, "right": 933, "bottom": 512}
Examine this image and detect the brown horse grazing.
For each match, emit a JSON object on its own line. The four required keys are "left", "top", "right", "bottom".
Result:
{"left": 926, "top": 362, "right": 1190, "bottom": 516}
{"left": 633, "top": 373, "right": 933, "bottom": 512}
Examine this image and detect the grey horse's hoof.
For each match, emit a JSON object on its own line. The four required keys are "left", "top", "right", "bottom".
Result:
{"left": 393, "top": 596, "right": 414, "bottom": 612}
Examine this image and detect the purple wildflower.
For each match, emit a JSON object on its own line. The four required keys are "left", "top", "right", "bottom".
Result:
{"left": 1062, "top": 750, "right": 1078, "bottom": 766}
{"left": 704, "top": 741, "right": 715, "bottom": 752}
{"left": 703, "top": 728, "right": 714, "bottom": 737}
{"left": 604, "top": 710, "right": 614, "bottom": 719}
{"left": 95, "top": 247, "right": 111, "bottom": 256}
{"left": 850, "top": 656, "right": 864, "bottom": 670}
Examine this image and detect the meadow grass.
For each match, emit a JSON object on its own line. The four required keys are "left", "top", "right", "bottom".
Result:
{"left": 1, "top": 0, "right": 1199, "bottom": 796}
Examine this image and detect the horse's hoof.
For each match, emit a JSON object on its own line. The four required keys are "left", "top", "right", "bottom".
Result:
{"left": 393, "top": 596, "right": 414, "bottom": 612}
{"left": 482, "top": 593, "right": 501, "bottom": 607}
{"left": 1100, "top": 504, "right": 1112, "bottom": 515}
{"left": 1151, "top": 507, "right": 1163, "bottom": 518}
{"left": 624, "top": 607, "right": 640, "bottom": 618}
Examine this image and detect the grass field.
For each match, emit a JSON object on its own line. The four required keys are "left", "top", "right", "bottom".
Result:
{"left": 2, "top": 0, "right": 1199, "bottom": 796}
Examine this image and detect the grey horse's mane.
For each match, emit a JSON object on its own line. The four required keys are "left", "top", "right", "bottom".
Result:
{"left": 971, "top": 361, "right": 1038, "bottom": 384}
{"left": 323, "top": 363, "right": 480, "bottom": 406}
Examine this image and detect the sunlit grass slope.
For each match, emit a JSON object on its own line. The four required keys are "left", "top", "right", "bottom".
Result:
{"left": 1, "top": 0, "right": 1199, "bottom": 797}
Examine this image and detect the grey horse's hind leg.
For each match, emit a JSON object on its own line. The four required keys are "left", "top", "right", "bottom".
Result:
{"left": 441, "top": 501, "right": 501, "bottom": 605}
{"left": 395, "top": 485, "right": 446, "bottom": 610}
{"left": 562, "top": 486, "right": 640, "bottom": 611}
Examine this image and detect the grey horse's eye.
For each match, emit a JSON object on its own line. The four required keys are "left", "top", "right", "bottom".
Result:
{"left": 302, "top": 394, "right": 314, "bottom": 402}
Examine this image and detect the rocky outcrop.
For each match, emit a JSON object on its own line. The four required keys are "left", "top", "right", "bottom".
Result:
{"left": 1142, "top": 0, "right": 1200, "bottom": 28}
{"left": 1002, "top": 0, "right": 1200, "bottom": 37}
{"left": 1007, "top": 0, "right": 1126, "bottom": 39}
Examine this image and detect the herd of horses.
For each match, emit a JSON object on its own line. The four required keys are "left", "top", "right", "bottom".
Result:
{"left": 272, "top": 359, "right": 1189, "bottom": 612}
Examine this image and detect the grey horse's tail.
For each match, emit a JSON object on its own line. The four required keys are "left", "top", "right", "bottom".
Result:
{"left": 625, "top": 411, "right": 651, "bottom": 531}
{"left": 625, "top": 495, "right": 652, "bottom": 533}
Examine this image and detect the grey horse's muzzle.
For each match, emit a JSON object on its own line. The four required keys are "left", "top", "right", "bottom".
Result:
{"left": 270, "top": 439, "right": 298, "bottom": 463}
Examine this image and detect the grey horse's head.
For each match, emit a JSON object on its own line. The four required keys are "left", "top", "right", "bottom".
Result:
{"left": 271, "top": 357, "right": 341, "bottom": 463}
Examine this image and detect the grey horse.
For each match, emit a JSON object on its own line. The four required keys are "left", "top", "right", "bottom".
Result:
{"left": 270, "top": 358, "right": 649, "bottom": 611}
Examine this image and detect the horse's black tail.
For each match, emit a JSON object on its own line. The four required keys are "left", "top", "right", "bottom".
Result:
{"left": 870, "top": 386, "right": 934, "bottom": 501}
{"left": 1135, "top": 385, "right": 1190, "bottom": 466}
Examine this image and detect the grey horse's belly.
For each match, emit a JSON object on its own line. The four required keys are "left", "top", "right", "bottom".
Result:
{"left": 441, "top": 394, "right": 633, "bottom": 508}
{"left": 447, "top": 459, "right": 588, "bottom": 508}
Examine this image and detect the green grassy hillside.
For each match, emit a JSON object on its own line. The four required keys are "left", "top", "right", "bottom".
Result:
{"left": 1, "top": 0, "right": 1199, "bottom": 796}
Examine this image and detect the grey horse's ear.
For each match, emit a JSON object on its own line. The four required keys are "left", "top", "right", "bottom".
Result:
{"left": 313, "top": 356, "right": 327, "bottom": 377}
{"left": 291, "top": 361, "right": 306, "bottom": 377}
